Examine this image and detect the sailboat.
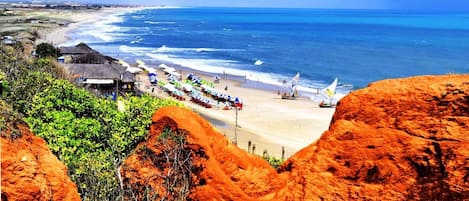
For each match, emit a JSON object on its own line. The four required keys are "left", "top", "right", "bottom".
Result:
{"left": 319, "top": 77, "right": 338, "bottom": 108}
{"left": 281, "top": 72, "right": 300, "bottom": 99}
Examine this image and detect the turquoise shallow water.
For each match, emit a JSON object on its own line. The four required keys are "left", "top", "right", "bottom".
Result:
{"left": 66, "top": 7, "right": 469, "bottom": 96}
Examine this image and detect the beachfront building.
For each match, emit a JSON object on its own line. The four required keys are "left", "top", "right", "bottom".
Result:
{"left": 60, "top": 42, "right": 139, "bottom": 98}
{"left": 65, "top": 63, "right": 136, "bottom": 98}
{"left": 59, "top": 42, "right": 115, "bottom": 64}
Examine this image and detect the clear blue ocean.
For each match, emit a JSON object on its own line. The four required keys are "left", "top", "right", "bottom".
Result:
{"left": 65, "top": 7, "right": 469, "bottom": 97}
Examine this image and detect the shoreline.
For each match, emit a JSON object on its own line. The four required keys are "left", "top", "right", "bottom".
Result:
{"left": 35, "top": 7, "right": 146, "bottom": 46}
{"left": 135, "top": 65, "right": 335, "bottom": 158}
{"left": 42, "top": 7, "right": 336, "bottom": 158}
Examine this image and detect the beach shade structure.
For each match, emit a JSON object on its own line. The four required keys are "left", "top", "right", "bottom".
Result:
{"left": 223, "top": 101, "right": 232, "bottom": 110}
{"left": 136, "top": 59, "right": 145, "bottom": 66}
{"left": 187, "top": 73, "right": 194, "bottom": 80}
{"left": 148, "top": 72, "right": 158, "bottom": 84}
{"left": 57, "top": 56, "right": 65, "bottom": 63}
{"left": 171, "top": 71, "right": 181, "bottom": 80}
{"left": 126, "top": 66, "right": 143, "bottom": 73}
{"left": 136, "top": 59, "right": 156, "bottom": 72}
{"left": 234, "top": 97, "right": 243, "bottom": 110}
{"left": 182, "top": 83, "right": 193, "bottom": 93}
{"left": 163, "top": 83, "right": 176, "bottom": 92}
{"left": 119, "top": 60, "right": 131, "bottom": 68}
{"left": 163, "top": 67, "right": 176, "bottom": 74}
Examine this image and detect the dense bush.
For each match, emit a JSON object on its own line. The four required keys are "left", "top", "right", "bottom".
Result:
{"left": 25, "top": 79, "right": 184, "bottom": 200}
{"left": 0, "top": 45, "right": 64, "bottom": 114}
{"left": 263, "top": 155, "right": 284, "bottom": 169}
{"left": 2, "top": 44, "right": 186, "bottom": 200}
{"left": 35, "top": 42, "right": 58, "bottom": 58}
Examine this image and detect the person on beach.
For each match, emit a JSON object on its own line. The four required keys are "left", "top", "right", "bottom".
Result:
{"left": 225, "top": 85, "right": 228, "bottom": 91}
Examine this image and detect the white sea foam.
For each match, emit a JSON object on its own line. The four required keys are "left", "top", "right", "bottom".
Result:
{"left": 145, "top": 53, "right": 297, "bottom": 88}
{"left": 119, "top": 45, "right": 350, "bottom": 101}
{"left": 152, "top": 45, "right": 241, "bottom": 53}
{"left": 144, "top": 21, "right": 176, "bottom": 25}
{"left": 254, "top": 60, "right": 263, "bottom": 66}
{"left": 85, "top": 13, "right": 125, "bottom": 42}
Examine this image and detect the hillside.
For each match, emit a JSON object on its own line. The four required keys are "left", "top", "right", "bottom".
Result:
{"left": 0, "top": 102, "right": 80, "bottom": 201}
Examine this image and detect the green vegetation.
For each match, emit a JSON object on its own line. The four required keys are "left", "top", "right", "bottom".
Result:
{"left": 263, "top": 156, "right": 284, "bottom": 169}
{"left": 1, "top": 42, "right": 284, "bottom": 198}
{"left": 35, "top": 42, "right": 59, "bottom": 58}
{"left": 0, "top": 100, "right": 24, "bottom": 140}
{"left": 1, "top": 44, "right": 184, "bottom": 200}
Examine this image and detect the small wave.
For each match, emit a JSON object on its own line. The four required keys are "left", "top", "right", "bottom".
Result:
{"left": 152, "top": 45, "right": 241, "bottom": 53}
{"left": 119, "top": 45, "right": 351, "bottom": 101}
{"left": 144, "top": 21, "right": 176, "bottom": 25}
{"left": 131, "top": 15, "right": 144, "bottom": 19}
{"left": 119, "top": 45, "right": 154, "bottom": 57}
{"left": 196, "top": 48, "right": 217, "bottom": 52}
{"left": 130, "top": 36, "right": 144, "bottom": 44}
{"left": 254, "top": 60, "right": 263, "bottom": 66}
{"left": 145, "top": 53, "right": 294, "bottom": 88}
{"left": 83, "top": 13, "right": 129, "bottom": 42}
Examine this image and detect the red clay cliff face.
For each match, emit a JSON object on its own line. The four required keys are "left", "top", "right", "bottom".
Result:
{"left": 121, "top": 74, "right": 469, "bottom": 200}
{"left": 1, "top": 120, "right": 81, "bottom": 201}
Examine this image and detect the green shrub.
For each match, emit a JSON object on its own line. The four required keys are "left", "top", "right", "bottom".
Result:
{"left": 25, "top": 79, "right": 184, "bottom": 200}
{"left": 36, "top": 42, "right": 58, "bottom": 58}
{"left": 2, "top": 43, "right": 186, "bottom": 200}
{"left": 263, "top": 156, "right": 284, "bottom": 169}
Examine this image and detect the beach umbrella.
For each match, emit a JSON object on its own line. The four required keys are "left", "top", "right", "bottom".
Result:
{"left": 148, "top": 73, "right": 158, "bottom": 84}
{"left": 164, "top": 67, "right": 176, "bottom": 74}
{"left": 183, "top": 83, "right": 193, "bottom": 92}
{"left": 159, "top": 63, "right": 169, "bottom": 70}
{"left": 164, "top": 84, "right": 175, "bottom": 92}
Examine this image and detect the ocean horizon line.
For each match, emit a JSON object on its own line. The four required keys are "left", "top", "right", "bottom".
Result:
{"left": 127, "top": 5, "right": 469, "bottom": 13}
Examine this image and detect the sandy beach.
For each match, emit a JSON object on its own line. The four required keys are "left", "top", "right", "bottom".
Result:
{"left": 136, "top": 69, "right": 335, "bottom": 158}
{"left": 42, "top": 7, "right": 336, "bottom": 159}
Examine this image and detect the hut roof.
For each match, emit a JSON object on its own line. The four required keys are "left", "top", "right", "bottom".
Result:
{"left": 59, "top": 42, "right": 97, "bottom": 55}
{"left": 72, "top": 52, "right": 116, "bottom": 64}
{"left": 65, "top": 63, "right": 135, "bottom": 83}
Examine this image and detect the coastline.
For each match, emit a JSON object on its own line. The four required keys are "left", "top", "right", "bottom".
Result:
{"left": 42, "top": 7, "right": 336, "bottom": 158}
{"left": 135, "top": 66, "right": 335, "bottom": 158}
{"left": 35, "top": 7, "right": 145, "bottom": 46}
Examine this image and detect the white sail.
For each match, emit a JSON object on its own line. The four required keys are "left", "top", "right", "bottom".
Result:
{"left": 320, "top": 77, "right": 338, "bottom": 100}
{"left": 283, "top": 72, "right": 300, "bottom": 97}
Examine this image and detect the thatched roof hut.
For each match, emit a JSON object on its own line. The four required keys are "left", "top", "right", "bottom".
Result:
{"left": 59, "top": 42, "right": 96, "bottom": 55}
{"left": 65, "top": 63, "right": 135, "bottom": 84}
{"left": 72, "top": 52, "right": 116, "bottom": 64}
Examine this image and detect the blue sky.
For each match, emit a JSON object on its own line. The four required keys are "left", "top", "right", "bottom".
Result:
{"left": 79, "top": 0, "right": 469, "bottom": 10}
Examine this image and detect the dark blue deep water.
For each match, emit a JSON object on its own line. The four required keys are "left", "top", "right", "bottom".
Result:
{"left": 66, "top": 7, "right": 469, "bottom": 96}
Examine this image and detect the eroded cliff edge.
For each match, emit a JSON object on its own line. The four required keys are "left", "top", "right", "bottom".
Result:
{"left": 1, "top": 104, "right": 81, "bottom": 201}
{"left": 120, "top": 74, "right": 467, "bottom": 200}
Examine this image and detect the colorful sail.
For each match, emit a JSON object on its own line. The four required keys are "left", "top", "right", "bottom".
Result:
{"left": 320, "top": 77, "right": 338, "bottom": 100}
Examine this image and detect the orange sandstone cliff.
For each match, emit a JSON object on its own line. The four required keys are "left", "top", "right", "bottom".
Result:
{"left": 1, "top": 118, "right": 81, "bottom": 200}
{"left": 121, "top": 74, "right": 469, "bottom": 200}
